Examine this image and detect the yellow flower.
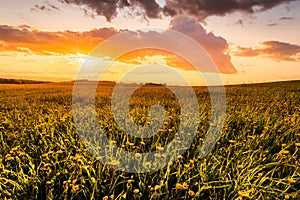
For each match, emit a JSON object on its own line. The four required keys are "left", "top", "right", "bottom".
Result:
{"left": 288, "top": 178, "right": 296, "bottom": 184}
{"left": 72, "top": 185, "right": 80, "bottom": 192}
{"left": 182, "top": 182, "right": 189, "bottom": 190}
{"left": 57, "top": 150, "right": 63, "bottom": 154}
{"left": 238, "top": 188, "right": 254, "bottom": 198}
{"left": 103, "top": 196, "right": 109, "bottom": 200}
{"left": 175, "top": 183, "right": 182, "bottom": 189}
{"left": 229, "top": 140, "right": 236, "bottom": 144}
{"left": 156, "top": 146, "right": 164, "bottom": 151}
{"left": 154, "top": 185, "right": 160, "bottom": 191}
{"left": 140, "top": 141, "right": 145, "bottom": 145}
{"left": 188, "top": 190, "right": 195, "bottom": 196}
{"left": 295, "top": 143, "right": 300, "bottom": 147}
{"left": 133, "top": 189, "right": 139, "bottom": 195}
{"left": 127, "top": 179, "right": 134, "bottom": 184}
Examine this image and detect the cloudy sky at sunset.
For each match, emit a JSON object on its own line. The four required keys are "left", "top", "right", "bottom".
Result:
{"left": 0, "top": 0, "right": 300, "bottom": 85}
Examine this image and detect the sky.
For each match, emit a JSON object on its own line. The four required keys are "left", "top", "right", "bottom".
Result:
{"left": 0, "top": 0, "right": 300, "bottom": 85}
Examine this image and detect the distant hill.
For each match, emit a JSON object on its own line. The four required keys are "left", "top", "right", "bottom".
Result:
{"left": 0, "top": 78, "right": 51, "bottom": 84}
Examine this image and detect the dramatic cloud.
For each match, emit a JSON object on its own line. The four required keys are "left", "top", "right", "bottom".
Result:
{"left": 234, "top": 41, "right": 300, "bottom": 62}
{"left": 59, "top": 0, "right": 161, "bottom": 21}
{"left": 169, "top": 16, "right": 236, "bottom": 74}
{"left": 58, "top": 0, "right": 297, "bottom": 21}
{"left": 0, "top": 19, "right": 237, "bottom": 74}
{"left": 163, "top": 0, "right": 296, "bottom": 21}
{"left": 0, "top": 25, "right": 118, "bottom": 55}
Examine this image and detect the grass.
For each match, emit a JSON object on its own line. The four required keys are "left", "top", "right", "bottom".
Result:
{"left": 0, "top": 81, "right": 299, "bottom": 199}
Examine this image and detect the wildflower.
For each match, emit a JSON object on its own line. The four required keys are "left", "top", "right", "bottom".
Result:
{"left": 144, "top": 162, "right": 151, "bottom": 169}
{"left": 72, "top": 185, "right": 80, "bottom": 192}
{"left": 238, "top": 188, "right": 254, "bottom": 198}
{"left": 127, "top": 179, "right": 134, "bottom": 184}
{"left": 140, "top": 141, "right": 145, "bottom": 146}
{"left": 103, "top": 196, "right": 109, "bottom": 200}
{"left": 295, "top": 143, "right": 300, "bottom": 147}
{"left": 154, "top": 185, "right": 160, "bottom": 191}
{"left": 229, "top": 140, "right": 236, "bottom": 144}
{"left": 110, "top": 140, "right": 116, "bottom": 145}
{"left": 175, "top": 183, "right": 182, "bottom": 189}
{"left": 182, "top": 182, "right": 189, "bottom": 190}
{"left": 156, "top": 146, "right": 164, "bottom": 151}
{"left": 57, "top": 150, "right": 63, "bottom": 154}
{"left": 177, "top": 155, "right": 183, "bottom": 160}
{"left": 133, "top": 189, "right": 139, "bottom": 195}
{"left": 135, "top": 153, "right": 141, "bottom": 159}
{"left": 11, "top": 146, "right": 20, "bottom": 152}
{"left": 288, "top": 178, "right": 296, "bottom": 184}
{"left": 188, "top": 190, "right": 195, "bottom": 196}
{"left": 5, "top": 154, "right": 14, "bottom": 161}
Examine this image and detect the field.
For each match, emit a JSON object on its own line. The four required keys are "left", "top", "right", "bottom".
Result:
{"left": 0, "top": 81, "right": 299, "bottom": 199}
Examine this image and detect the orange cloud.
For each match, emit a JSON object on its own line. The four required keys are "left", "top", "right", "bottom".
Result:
{"left": 0, "top": 25, "right": 117, "bottom": 55}
{"left": 0, "top": 22, "right": 237, "bottom": 74}
{"left": 234, "top": 41, "right": 300, "bottom": 62}
{"left": 117, "top": 48, "right": 195, "bottom": 70}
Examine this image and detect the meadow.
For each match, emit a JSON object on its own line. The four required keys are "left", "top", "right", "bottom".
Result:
{"left": 0, "top": 81, "right": 299, "bottom": 199}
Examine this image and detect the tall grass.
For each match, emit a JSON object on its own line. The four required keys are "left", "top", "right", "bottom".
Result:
{"left": 0, "top": 81, "right": 299, "bottom": 199}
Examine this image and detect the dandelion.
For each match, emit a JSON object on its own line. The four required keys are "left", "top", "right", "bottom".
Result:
{"left": 175, "top": 183, "right": 182, "bottom": 189}
{"left": 57, "top": 150, "right": 63, "bottom": 154}
{"left": 238, "top": 188, "right": 254, "bottom": 198}
{"left": 182, "top": 182, "right": 189, "bottom": 190}
{"left": 5, "top": 154, "right": 14, "bottom": 161}
{"left": 156, "top": 146, "right": 164, "bottom": 151}
{"left": 288, "top": 178, "right": 296, "bottom": 184}
{"left": 133, "top": 189, "right": 139, "bottom": 195}
{"left": 110, "top": 140, "right": 116, "bottom": 145}
{"left": 127, "top": 179, "right": 134, "bottom": 184}
{"left": 237, "top": 165, "right": 243, "bottom": 169}
{"left": 72, "top": 185, "right": 80, "bottom": 192}
{"left": 103, "top": 196, "right": 109, "bottom": 200}
{"left": 154, "top": 185, "right": 160, "bottom": 191}
{"left": 135, "top": 153, "right": 141, "bottom": 159}
{"left": 188, "top": 190, "right": 195, "bottom": 197}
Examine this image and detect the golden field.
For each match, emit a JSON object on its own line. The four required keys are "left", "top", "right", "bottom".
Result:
{"left": 0, "top": 81, "right": 299, "bottom": 199}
